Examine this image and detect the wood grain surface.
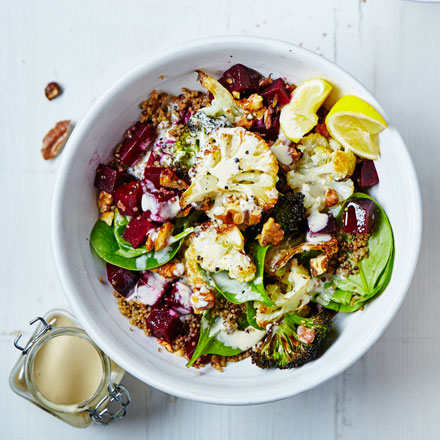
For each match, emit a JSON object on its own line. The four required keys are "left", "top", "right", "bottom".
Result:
{"left": 1, "top": 0, "right": 438, "bottom": 438}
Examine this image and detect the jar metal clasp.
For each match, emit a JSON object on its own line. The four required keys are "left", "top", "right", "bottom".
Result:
{"left": 14, "top": 317, "right": 52, "bottom": 355}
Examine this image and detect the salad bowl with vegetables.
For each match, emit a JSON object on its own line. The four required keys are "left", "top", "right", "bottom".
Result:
{"left": 53, "top": 36, "right": 421, "bottom": 404}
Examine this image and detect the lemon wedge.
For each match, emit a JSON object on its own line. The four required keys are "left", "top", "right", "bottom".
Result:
{"left": 325, "top": 95, "right": 388, "bottom": 160}
{"left": 280, "top": 78, "right": 333, "bottom": 142}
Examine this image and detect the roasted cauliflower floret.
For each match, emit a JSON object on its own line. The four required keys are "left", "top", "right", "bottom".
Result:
{"left": 196, "top": 70, "right": 244, "bottom": 124}
{"left": 287, "top": 133, "right": 356, "bottom": 213}
{"left": 185, "top": 221, "right": 256, "bottom": 282}
{"left": 255, "top": 259, "right": 312, "bottom": 327}
{"left": 180, "top": 127, "right": 279, "bottom": 225}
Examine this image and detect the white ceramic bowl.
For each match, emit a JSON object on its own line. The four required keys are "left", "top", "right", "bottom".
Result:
{"left": 52, "top": 36, "right": 421, "bottom": 405}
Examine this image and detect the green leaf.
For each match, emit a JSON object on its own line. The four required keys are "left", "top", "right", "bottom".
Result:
{"left": 186, "top": 310, "right": 243, "bottom": 367}
{"left": 246, "top": 302, "right": 265, "bottom": 330}
{"left": 185, "top": 311, "right": 215, "bottom": 367}
{"left": 204, "top": 338, "right": 243, "bottom": 357}
{"left": 333, "top": 193, "right": 393, "bottom": 295}
{"left": 316, "top": 193, "right": 394, "bottom": 313}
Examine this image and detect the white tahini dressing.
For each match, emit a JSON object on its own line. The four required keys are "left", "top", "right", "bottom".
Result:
{"left": 209, "top": 318, "right": 266, "bottom": 351}
{"left": 306, "top": 231, "right": 332, "bottom": 244}
{"left": 128, "top": 151, "right": 151, "bottom": 180}
{"left": 33, "top": 335, "right": 103, "bottom": 406}
{"left": 307, "top": 211, "right": 329, "bottom": 232}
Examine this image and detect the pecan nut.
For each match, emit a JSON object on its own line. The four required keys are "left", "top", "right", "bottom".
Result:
{"left": 325, "top": 188, "right": 339, "bottom": 207}
{"left": 99, "top": 211, "right": 114, "bottom": 226}
{"left": 45, "top": 82, "right": 62, "bottom": 100}
{"left": 154, "top": 222, "right": 173, "bottom": 251}
{"left": 152, "top": 262, "right": 184, "bottom": 279}
{"left": 160, "top": 169, "right": 189, "bottom": 190}
{"left": 41, "top": 120, "right": 71, "bottom": 160}
{"left": 98, "top": 191, "right": 113, "bottom": 213}
{"left": 257, "top": 217, "right": 284, "bottom": 246}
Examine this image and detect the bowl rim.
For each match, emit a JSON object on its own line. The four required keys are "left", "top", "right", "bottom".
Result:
{"left": 52, "top": 35, "right": 422, "bottom": 405}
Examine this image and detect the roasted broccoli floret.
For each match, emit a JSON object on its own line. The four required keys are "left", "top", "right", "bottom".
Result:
{"left": 251, "top": 309, "right": 333, "bottom": 369}
{"left": 172, "top": 129, "right": 199, "bottom": 178}
{"left": 270, "top": 192, "right": 307, "bottom": 237}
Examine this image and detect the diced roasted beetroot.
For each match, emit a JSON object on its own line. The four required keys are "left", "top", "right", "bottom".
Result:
{"left": 260, "top": 78, "right": 290, "bottom": 107}
{"left": 94, "top": 164, "right": 118, "bottom": 193}
{"left": 141, "top": 191, "right": 180, "bottom": 222}
{"left": 118, "top": 122, "right": 156, "bottom": 167}
{"left": 146, "top": 307, "right": 183, "bottom": 343}
{"left": 220, "top": 64, "right": 263, "bottom": 95}
{"left": 127, "top": 271, "right": 171, "bottom": 306}
{"left": 251, "top": 112, "right": 280, "bottom": 141}
{"left": 122, "top": 216, "right": 155, "bottom": 248}
{"left": 142, "top": 166, "right": 164, "bottom": 191}
{"left": 309, "top": 213, "right": 339, "bottom": 235}
{"left": 94, "top": 164, "right": 132, "bottom": 193}
{"left": 343, "top": 198, "right": 376, "bottom": 234}
{"left": 106, "top": 263, "right": 139, "bottom": 297}
{"left": 352, "top": 160, "right": 379, "bottom": 189}
{"left": 166, "top": 281, "right": 194, "bottom": 315}
{"left": 114, "top": 181, "right": 143, "bottom": 216}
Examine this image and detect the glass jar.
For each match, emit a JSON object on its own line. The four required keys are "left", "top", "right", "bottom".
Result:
{"left": 9, "top": 309, "right": 130, "bottom": 428}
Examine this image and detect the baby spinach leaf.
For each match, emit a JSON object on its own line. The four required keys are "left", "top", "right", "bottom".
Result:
{"left": 186, "top": 310, "right": 243, "bottom": 367}
{"left": 246, "top": 302, "right": 265, "bottom": 330}
{"left": 333, "top": 193, "right": 394, "bottom": 296}
{"left": 315, "top": 193, "right": 394, "bottom": 313}
{"left": 204, "top": 339, "right": 243, "bottom": 357}
{"left": 185, "top": 312, "right": 214, "bottom": 367}
{"left": 248, "top": 244, "right": 273, "bottom": 301}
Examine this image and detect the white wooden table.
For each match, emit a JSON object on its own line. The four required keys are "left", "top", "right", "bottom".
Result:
{"left": 1, "top": 0, "right": 438, "bottom": 438}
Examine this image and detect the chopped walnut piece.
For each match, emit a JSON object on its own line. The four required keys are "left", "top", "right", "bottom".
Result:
{"left": 100, "top": 211, "right": 114, "bottom": 226}
{"left": 145, "top": 234, "right": 155, "bottom": 252}
{"left": 98, "top": 191, "right": 113, "bottom": 213}
{"left": 258, "top": 74, "right": 272, "bottom": 88}
{"left": 297, "top": 325, "right": 316, "bottom": 344}
{"left": 160, "top": 169, "right": 189, "bottom": 190}
{"left": 153, "top": 262, "right": 184, "bottom": 279}
{"left": 257, "top": 217, "right": 284, "bottom": 246}
{"left": 41, "top": 120, "right": 71, "bottom": 160}
{"left": 263, "top": 105, "right": 274, "bottom": 130}
{"left": 289, "top": 145, "right": 302, "bottom": 162}
{"left": 325, "top": 188, "right": 339, "bottom": 207}
{"left": 45, "top": 82, "right": 62, "bottom": 100}
{"left": 310, "top": 254, "right": 329, "bottom": 277}
{"left": 192, "top": 289, "right": 215, "bottom": 312}
{"left": 154, "top": 222, "right": 173, "bottom": 251}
